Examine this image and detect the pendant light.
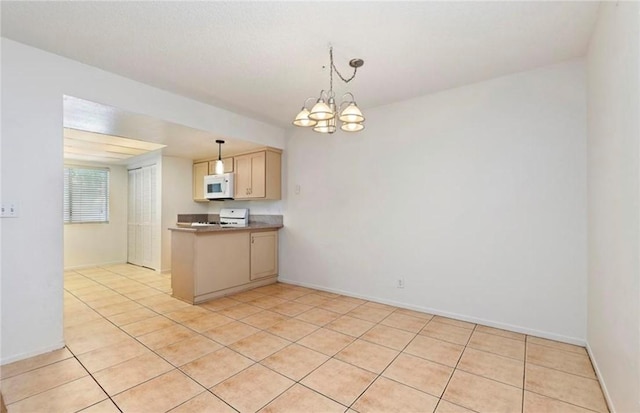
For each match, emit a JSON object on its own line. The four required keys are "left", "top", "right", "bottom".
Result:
{"left": 214, "top": 139, "right": 225, "bottom": 175}
{"left": 292, "top": 46, "right": 365, "bottom": 134}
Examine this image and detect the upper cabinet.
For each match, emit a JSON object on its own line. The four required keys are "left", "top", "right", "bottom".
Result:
{"left": 192, "top": 147, "right": 281, "bottom": 202}
{"left": 234, "top": 148, "right": 281, "bottom": 200}
{"left": 193, "top": 161, "right": 209, "bottom": 202}
{"left": 208, "top": 157, "right": 234, "bottom": 174}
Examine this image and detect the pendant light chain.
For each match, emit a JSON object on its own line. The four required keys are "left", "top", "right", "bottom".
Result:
{"left": 329, "top": 48, "right": 334, "bottom": 93}
{"left": 330, "top": 47, "right": 358, "bottom": 84}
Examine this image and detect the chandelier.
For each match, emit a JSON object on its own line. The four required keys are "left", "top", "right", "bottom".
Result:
{"left": 292, "top": 47, "right": 365, "bottom": 133}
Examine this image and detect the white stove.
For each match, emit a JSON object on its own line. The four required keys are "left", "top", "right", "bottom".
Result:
{"left": 190, "top": 222, "right": 218, "bottom": 227}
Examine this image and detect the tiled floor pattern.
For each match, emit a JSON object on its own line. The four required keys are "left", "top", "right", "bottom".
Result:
{"left": 0, "top": 264, "right": 609, "bottom": 413}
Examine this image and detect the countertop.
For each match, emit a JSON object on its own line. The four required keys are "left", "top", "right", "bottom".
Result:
{"left": 169, "top": 222, "right": 283, "bottom": 233}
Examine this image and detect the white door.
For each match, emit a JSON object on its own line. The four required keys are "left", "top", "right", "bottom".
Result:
{"left": 127, "top": 168, "right": 140, "bottom": 266}
{"left": 128, "top": 164, "right": 158, "bottom": 269}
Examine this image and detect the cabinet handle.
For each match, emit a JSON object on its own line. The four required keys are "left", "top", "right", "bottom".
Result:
{"left": 251, "top": 237, "right": 254, "bottom": 244}
{"left": 249, "top": 188, "right": 252, "bottom": 195}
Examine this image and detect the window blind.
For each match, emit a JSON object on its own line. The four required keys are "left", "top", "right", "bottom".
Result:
{"left": 63, "top": 166, "right": 110, "bottom": 223}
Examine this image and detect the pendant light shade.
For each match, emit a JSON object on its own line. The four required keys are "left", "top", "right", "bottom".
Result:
{"left": 214, "top": 139, "right": 225, "bottom": 175}
{"left": 339, "top": 102, "right": 365, "bottom": 123}
{"left": 292, "top": 107, "right": 317, "bottom": 127}
{"left": 341, "top": 122, "right": 364, "bottom": 132}
{"left": 308, "top": 98, "right": 334, "bottom": 121}
{"left": 214, "top": 159, "right": 224, "bottom": 175}
{"left": 313, "top": 119, "right": 337, "bottom": 134}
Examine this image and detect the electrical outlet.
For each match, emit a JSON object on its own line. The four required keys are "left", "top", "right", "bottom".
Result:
{"left": 396, "top": 278, "right": 404, "bottom": 289}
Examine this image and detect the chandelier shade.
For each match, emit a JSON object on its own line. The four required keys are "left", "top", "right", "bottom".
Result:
{"left": 313, "top": 119, "right": 337, "bottom": 134}
{"left": 292, "top": 46, "right": 365, "bottom": 134}
{"left": 293, "top": 107, "right": 317, "bottom": 127}
{"left": 339, "top": 102, "right": 365, "bottom": 123}
{"left": 308, "top": 98, "right": 334, "bottom": 121}
{"left": 341, "top": 121, "right": 364, "bottom": 132}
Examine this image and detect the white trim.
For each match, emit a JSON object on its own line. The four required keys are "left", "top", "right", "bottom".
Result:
{"left": 586, "top": 343, "right": 616, "bottom": 413}
{"left": 278, "top": 276, "right": 586, "bottom": 346}
{"left": 0, "top": 341, "right": 65, "bottom": 366}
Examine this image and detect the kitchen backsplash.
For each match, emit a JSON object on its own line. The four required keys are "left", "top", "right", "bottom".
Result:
{"left": 177, "top": 213, "right": 283, "bottom": 225}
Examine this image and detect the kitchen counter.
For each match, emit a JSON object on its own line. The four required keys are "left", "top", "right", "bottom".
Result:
{"left": 169, "top": 222, "right": 283, "bottom": 232}
{"left": 170, "top": 215, "right": 282, "bottom": 304}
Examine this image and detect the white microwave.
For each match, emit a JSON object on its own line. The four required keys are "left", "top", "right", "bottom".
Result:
{"left": 204, "top": 173, "right": 234, "bottom": 200}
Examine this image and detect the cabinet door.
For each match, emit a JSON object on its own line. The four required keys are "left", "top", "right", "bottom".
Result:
{"left": 235, "top": 152, "right": 266, "bottom": 199}
{"left": 193, "top": 162, "right": 209, "bottom": 202}
{"left": 248, "top": 152, "right": 266, "bottom": 198}
{"left": 234, "top": 154, "right": 252, "bottom": 198}
{"left": 207, "top": 157, "right": 234, "bottom": 175}
{"left": 250, "top": 231, "right": 278, "bottom": 280}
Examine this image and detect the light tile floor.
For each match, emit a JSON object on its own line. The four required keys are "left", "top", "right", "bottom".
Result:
{"left": 0, "top": 264, "right": 609, "bottom": 413}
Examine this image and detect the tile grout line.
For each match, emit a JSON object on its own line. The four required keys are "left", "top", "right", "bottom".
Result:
{"left": 344, "top": 315, "right": 433, "bottom": 411}
{"left": 523, "top": 389, "right": 605, "bottom": 413}
{"left": 63, "top": 346, "right": 123, "bottom": 413}
{"left": 432, "top": 322, "right": 479, "bottom": 413}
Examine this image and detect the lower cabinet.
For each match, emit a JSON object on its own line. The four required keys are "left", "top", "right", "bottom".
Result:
{"left": 250, "top": 231, "right": 278, "bottom": 280}
{"left": 171, "top": 229, "right": 279, "bottom": 304}
{"left": 195, "top": 232, "right": 250, "bottom": 295}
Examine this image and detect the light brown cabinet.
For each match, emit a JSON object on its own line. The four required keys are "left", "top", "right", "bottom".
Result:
{"left": 208, "top": 157, "right": 234, "bottom": 174}
{"left": 194, "top": 158, "right": 235, "bottom": 202}
{"left": 193, "top": 161, "right": 209, "bottom": 202}
{"left": 171, "top": 228, "right": 279, "bottom": 304}
{"left": 234, "top": 149, "right": 281, "bottom": 200}
{"left": 250, "top": 231, "right": 278, "bottom": 280}
{"left": 193, "top": 147, "right": 281, "bottom": 202}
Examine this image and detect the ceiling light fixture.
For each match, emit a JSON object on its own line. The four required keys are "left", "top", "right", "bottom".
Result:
{"left": 214, "top": 139, "right": 225, "bottom": 175}
{"left": 293, "top": 47, "right": 365, "bottom": 134}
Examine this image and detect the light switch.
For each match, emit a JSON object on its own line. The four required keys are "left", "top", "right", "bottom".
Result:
{"left": 295, "top": 185, "right": 301, "bottom": 195}
{"left": 1, "top": 202, "right": 19, "bottom": 218}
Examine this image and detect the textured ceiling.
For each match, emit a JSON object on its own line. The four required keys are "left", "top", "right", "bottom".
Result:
{"left": 2, "top": 2, "right": 599, "bottom": 129}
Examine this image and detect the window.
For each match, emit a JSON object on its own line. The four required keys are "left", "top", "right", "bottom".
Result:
{"left": 63, "top": 166, "right": 110, "bottom": 223}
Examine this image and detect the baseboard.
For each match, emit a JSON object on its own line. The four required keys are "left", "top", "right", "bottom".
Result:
{"left": 0, "top": 341, "right": 65, "bottom": 366}
{"left": 277, "top": 277, "right": 586, "bottom": 347}
{"left": 64, "top": 261, "right": 127, "bottom": 271}
{"left": 586, "top": 343, "right": 615, "bottom": 413}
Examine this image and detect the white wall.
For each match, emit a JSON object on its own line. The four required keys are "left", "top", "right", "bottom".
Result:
{"left": 281, "top": 60, "right": 588, "bottom": 343}
{"left": 63, "top": 162, "right": 128, "bottom": 269}
{"left": 207, "top": 200, "right": 284, "bottom": 216}
{"left": 586, "top": 3, "right": 640, "bottom": 412}
{"left": 161, "top": 156, "right": 209, "bottom": 272}
{"left": 0, "top": 38, "right": 284, "bottom": 364}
